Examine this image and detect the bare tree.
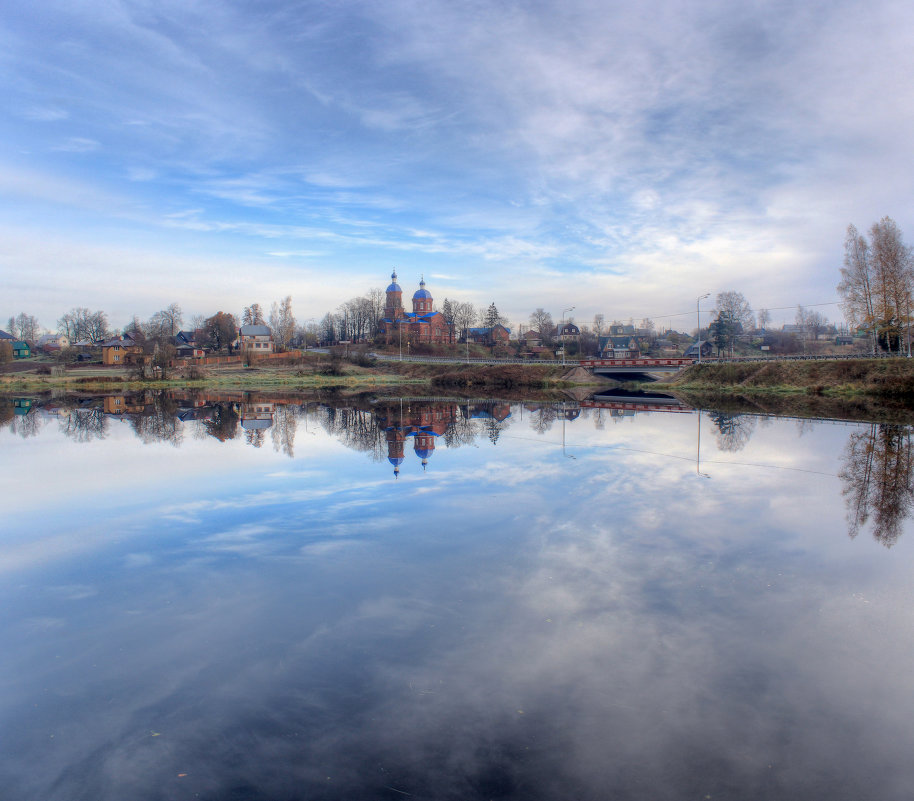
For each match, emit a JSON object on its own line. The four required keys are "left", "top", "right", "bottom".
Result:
{"left": 452, "top": 302, "right": 477, "bottom": 339}
{"left": 838, "top": 219, "right": 913, "bottom": 353}
{"left": 714, "top": 291, "right": 753, "bottom": 353}
{"left": 269, "top": 296, "right": 296, "bottom": 351}
{"left": 7, "top": 313, "right": 40, "bottom": 341}
{"left": 242, "top": 303, "right": 265, "bottom": 326}
{"left": 149, "top": 303, "right": 183, "bottom": 338}
{"left": 870, "top": 217, "right": 913, "bottom": 353}
{"left": 839, "top": 223, "right": 877, "bottom": 353}
{"left": 529, "top": 308, "right": 555, "bottom": 341}
{"left": 592, "top": 313, "right": 605, "bottom": 338}
{"left": 756, "top": 308, "right": 771, "bottom": 330}
{"left": 58, "top": 308, "right": 109, "bottom": 343}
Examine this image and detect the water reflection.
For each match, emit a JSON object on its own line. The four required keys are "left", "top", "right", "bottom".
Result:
{"left": 2, "top": 392, "right": 914, "bottom": 799}
{"left": 4, "top": 391, "right": 914, "bottom": 547}
{"left": 840, "top": 424, "right": 914, "bottom": 547}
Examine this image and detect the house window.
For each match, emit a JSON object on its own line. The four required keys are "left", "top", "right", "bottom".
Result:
{"left": 114, "top": 355, "right": 120, "bottom": 362}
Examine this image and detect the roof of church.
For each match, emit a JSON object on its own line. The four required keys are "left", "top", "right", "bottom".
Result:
{"left": 413, "top": 276, "right": 432, "bottom": 299}
{"left": 386, "top": 269, "right": 402, "bottom": 293}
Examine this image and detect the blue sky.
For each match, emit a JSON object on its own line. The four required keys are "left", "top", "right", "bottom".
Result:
{"left": 3, "top": 0, "right": 913, "bottom": 331}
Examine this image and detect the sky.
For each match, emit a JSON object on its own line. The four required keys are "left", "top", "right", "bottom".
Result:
{"left": 3, "top": 0, "right": 914, "bottom": 332}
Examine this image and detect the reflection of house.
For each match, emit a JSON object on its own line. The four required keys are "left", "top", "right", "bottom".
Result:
{"left": 101, "top": 336, "right": 146, "bottom": 365}
{"left": 239, "top": 325, "right": 274, "bottom": 353}
{"left": 240, "top": 402, "right": 274, "bottom": 429}
{"left": 466, "top": 324, "right": 510, "bottom": 345}
{"left": 466, "top": 403, "right": 511, "bottom": 422}
{"left": 13, "top": 398, "right": 34, "bottom": 415}
{"left": 103, "top": 395, "right": 148, "bottom": 414}
{"left": 379, "top": 272, "right": 455, "bottom": 344}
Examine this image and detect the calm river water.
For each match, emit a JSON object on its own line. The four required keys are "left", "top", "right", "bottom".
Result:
{"left": 1, "top": 392, "right": 913, "bottom": 800}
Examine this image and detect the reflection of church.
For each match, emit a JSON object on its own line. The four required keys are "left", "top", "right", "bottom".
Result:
{"left": 379, "top": 271, "right": 455, "bottom": 344}
{"left": 375, "top": 401, "right": 511, "bottom": 477}
{"left": 378, "top": 402, "right": 459, "bottom": 476}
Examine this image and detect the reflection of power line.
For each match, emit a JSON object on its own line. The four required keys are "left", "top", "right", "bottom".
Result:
{"left": 498, "top": 432, "right": 838, "bottom": 477}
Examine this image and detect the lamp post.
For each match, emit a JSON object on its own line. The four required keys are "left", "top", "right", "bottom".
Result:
{"left": 696, "top": 293, "right": 710, "bottom": 363}
{"left": 561, "top": 306, "right": 575, "bottom": 366}
{"left": 398, "top": 319, "right": 403, "bottom": 361}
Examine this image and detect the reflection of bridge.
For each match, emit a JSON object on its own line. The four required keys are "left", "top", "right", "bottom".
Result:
{"left": 578, "top": 357, "right": 694, "bottom": 381}
{"left": 582, "top": 390, "right": 693, "bottom": 413}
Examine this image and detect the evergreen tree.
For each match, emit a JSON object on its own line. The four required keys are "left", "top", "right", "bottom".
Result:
{"left": 442, "top": 298, "right": 455, "bottom": 324}
{"left": 484, "top": 302, "right": 506, "bottom": 327}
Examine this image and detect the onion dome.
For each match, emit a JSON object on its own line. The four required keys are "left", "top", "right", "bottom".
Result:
{"left": 386, "top": 270, "right": 402, "bottom": 293}
{"left": 413, "top": 276, "right": 432, "bottom": 300}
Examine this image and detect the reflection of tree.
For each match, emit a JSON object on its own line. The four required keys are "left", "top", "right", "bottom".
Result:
{"left": 530, "top": 405, "right": 558, "bottom": 435}
{"left": 204, "top": 403, "right": 240, "bottom": 442}
{"left": 318, "top": 407, "right": 386, "bottom": 460}
{"left": 130, "top": 397, "right": 182, "bottom": 446}
{"left": 271, "top": 404, "right": 297, "bottom": 457}
{"left": 484, "top": 417, "right": 510, "bottom": 446}
{"left": 245, "top": 428, "right": 266, "bottom": 448}
{"left": 59, "top": 407, "right": 108, "bottom": 442}
{"left": 443, "top": 413, "right": 479, "bottom": 448}
{"left": 9, "top": 410, "right": 45, "bottom": 439}
{"left": 708, "top": 412, "right": 756, "bottom": 452}
{"left": 839, "top": 424, "right": 914, "bottom": 547}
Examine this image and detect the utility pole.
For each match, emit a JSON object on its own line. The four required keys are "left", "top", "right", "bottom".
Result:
{"left": 696, "top": 293, "right": 710, "bottom": 363}
{"left": 561, "top": 306, "right": 575, "bottom": 366}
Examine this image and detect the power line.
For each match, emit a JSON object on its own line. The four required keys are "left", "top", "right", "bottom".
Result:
{"left": 642, "top": 300, "right": 841, "bottom": 322}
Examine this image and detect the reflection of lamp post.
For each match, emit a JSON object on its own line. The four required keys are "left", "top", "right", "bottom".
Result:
{"left": 561, "top": 402, "right": 576, "bottom": 459}
{"left": 696, "top": 293, "right": 710, "bottom": 363}
{"left": 561, "top": 306, "right": 575, "bottom": 366}
{"left": 696, "top": 409, "right": 710, "bottom": 478}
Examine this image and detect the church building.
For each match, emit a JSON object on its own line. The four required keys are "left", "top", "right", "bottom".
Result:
{"left": 379, "top": 271, "right": 455, "bottom": 345}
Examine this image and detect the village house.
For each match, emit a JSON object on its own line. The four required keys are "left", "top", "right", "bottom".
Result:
{"left": 37, "top": 333, "right": 69, "bottom": 351}
{"left": 465, "top": 324, "right": 511, "bottom": 345}
{"left": 239, "top": 324, "right": 274, "bottom": 352}
{"left": 101, "top": 335, "right": 146, "bottom": 365}
{"left": 557, "top": 322, "right": 580, "bottom": 342}
{"left": 599, "top": 335, "right": 639, "bottom": 358}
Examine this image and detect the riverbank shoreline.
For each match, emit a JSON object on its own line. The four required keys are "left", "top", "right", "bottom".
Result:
{"left": 667, "top": 357, "right": 914, "bottom": 399}
{"left": 0, "top": 357, "right": 600, "bottom": 394}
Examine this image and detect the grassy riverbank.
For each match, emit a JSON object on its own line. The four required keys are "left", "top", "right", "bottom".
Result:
{"left": 669, "top": 358, "right": 914, "bottom": 399}
{"left": 0, "top": 354, "right": 586, "bottom": 394}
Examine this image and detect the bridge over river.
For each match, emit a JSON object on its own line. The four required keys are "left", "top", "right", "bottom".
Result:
{"left": 577, "top": 357, "right": 695, "bottom": 381}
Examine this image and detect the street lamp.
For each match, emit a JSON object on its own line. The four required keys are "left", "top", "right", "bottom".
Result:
{"left": 696, "top": 293, "right": 710, "bottom": 363}
{"left": 561, "top": 306, "right": 575, "bottom": 366}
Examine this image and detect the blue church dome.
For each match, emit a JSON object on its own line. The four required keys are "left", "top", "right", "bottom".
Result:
{"left": 386, "top": 269, "right": 402, "bottom": 293}
{"left": 413, "top": 276, "right": 432, "bottom": 299}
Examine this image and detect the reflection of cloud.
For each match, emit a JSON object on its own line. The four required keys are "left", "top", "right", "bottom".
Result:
{"left": 51, "top": 137, "right": 100, "bottom": 153}
{"left": 123, "top": 553, "right": 154, "bottom": 569}
{"left": 49, "top": 584, "right": 98, "bottom": 600}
